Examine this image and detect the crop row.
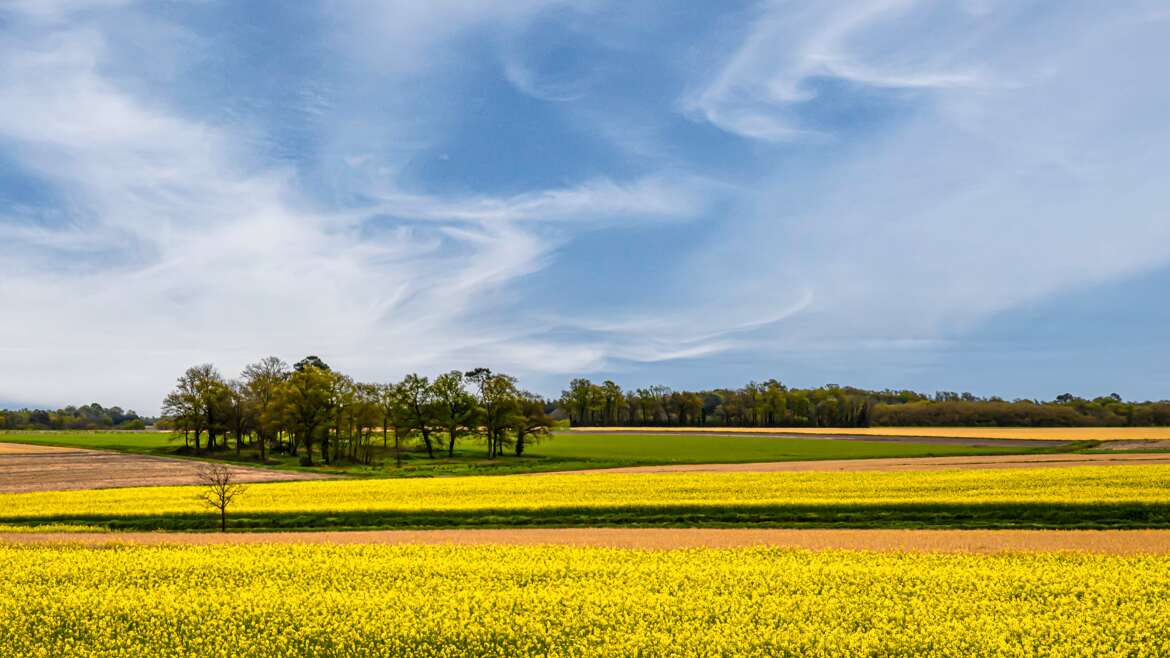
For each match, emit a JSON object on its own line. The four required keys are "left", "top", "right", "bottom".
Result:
{"left": 7, "top": 465, "right": 1170, "bottom": 520}
{"left": 2, "top": 543, "right": 1168, "bottom": 656}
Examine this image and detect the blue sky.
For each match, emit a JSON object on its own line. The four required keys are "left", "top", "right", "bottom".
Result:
{"left": 1, "top": 0, "right": 1169, "bottom": 413}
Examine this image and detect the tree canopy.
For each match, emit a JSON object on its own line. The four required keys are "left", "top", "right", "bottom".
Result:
{"left": 557, "top": 379, "right": 1170, "bottom": 428}
{"left": 0, "top": 403, "right": 149, "bottom": 430}
{"left": 157, "top": 357, "right": 552, "bottom": 466}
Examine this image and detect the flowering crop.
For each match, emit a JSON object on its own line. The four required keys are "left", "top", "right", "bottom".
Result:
{"left": 5, "top": 465, "right": 1170, "bottom": 523}
{"left": 0, "top": 543, "right": 1167, "bottom": 656}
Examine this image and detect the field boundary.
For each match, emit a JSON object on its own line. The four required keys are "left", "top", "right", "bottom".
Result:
{"left": 570, "top": 426, "right": 1170, "bottom": 442}
{"left": 6, "top": 528, "right": 1170, "bottom": 553}
{"left": 538, "top": 452, "right": 1170, "bottom": 474}
{"left": 563, "top": 429, "right": 1073, "bottom": 447}
{"left": 7, "top": 501, "right": 1170, "bottom": 532}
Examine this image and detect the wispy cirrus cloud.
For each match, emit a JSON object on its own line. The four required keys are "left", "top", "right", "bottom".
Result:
{"left": 2, "top": 0, "right": 1169, "bottom": 410}
{"left": 681, "top": 0, "right": 989, "bottom": 142}
{"left": 677, "top": 0, "right": 1170, "bottom": 369}
{"left": 362, "top": 176, "right": 706, "bottom": 224}
{"left": 0, "top": 2, "right": 705, "bottom": 410}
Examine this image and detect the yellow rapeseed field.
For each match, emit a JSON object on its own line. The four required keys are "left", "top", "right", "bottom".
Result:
{"left": 0, "top": 543, "right": 1167, "bottom": 657}
{"left": 583, "top": 426, "right": 1170, "bottom": 440}
{"left": 3, "top": 465, "right": 1170, "bottom": 521}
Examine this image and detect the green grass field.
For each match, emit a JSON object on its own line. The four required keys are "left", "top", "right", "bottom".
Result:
{"left": 0, "top": 430, "right": 1046, "bottom": 477}
{"left": 533, "top": 432, "right": 1033, "bottom": 462}
{"left": 0, "top": 430, "right": 176, "bottom": 451}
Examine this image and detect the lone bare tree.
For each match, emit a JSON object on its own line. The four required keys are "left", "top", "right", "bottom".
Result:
{"left": 198, "top": 463, "right": 247, "bottom": 532}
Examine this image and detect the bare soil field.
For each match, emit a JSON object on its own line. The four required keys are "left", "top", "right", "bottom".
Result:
{"left": 1095, "top": 440, "right": 1170, "bottom": 451}
{"left": 577, "top": 426, "right": 1170, "bottom": 442}
{"left": 5, "top": 528, "right": 1170, "bottom": 553}
{"left": 544, "top": 452, "right": 1170, "bottom": 474}
{"left": 0, "top": 443, "right": 335, "bottom": 493}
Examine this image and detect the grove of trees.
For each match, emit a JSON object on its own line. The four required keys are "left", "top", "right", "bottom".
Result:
{"left": 160, "top": 356, "right": 552, "bottom": 465}
{"left": 557, "top": 378, "right": 1170, "bottom": 428}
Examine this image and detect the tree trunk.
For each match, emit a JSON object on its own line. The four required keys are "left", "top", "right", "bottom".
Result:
{"left": 303, "top": 428, "right": 314, "bottom": 465}
{"left": 421, "top": 428, "right": 434, "bottom": 458}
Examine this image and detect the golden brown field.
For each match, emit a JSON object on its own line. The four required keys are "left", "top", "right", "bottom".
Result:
{"left": 579, "top": 426, "right": 1170, "bottom": 441}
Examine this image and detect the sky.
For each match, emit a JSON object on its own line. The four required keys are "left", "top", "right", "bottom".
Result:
{"left": 1, "top": 0, "right": 1169, "bottom": 413}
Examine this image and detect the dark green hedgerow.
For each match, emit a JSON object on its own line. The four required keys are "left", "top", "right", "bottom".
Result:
{"left": 7, "top": 502, "right": 1170, "bottom": 533}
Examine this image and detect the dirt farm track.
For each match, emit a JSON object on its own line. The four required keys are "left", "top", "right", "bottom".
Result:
{"left": 5, "top": 528, "right": 1170, "bottom": 554}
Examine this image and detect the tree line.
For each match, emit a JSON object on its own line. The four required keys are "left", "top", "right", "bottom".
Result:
{"left": 0, "top": 403, "right": 149, "bottom": 431}
{"left": 160, "top": 356, "right": 552, "bottom": 466}
{"left": 557, "top": 379, "right": 1170, "bottom": 428}
{"left": 8, "top": 372, "right": 1166, "bottom": 439}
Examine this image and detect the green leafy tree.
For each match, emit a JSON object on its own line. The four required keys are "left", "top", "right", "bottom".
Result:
{"left": 513, "top": 391, "right": 552, "bottom": 456}
{"left": 561, "top": 378, "right": 603, "bottom": 426}
{"left": 241, "top": 356, "right": 289, "bottom": 462}
{"left": 276, "top": 363, "right": 335, "bottom": 465}
{"left": 399, "top": 373, "right": 439, "bottom": 459}
{"left": 163, "top": 364, "right": 228, "bottom": 452}
{"left": 349, "top": 383, "right": 382, "bottom": 464}
{"left": 224, "top": 379, "right": 255, "bottom": 457}
{"left": 432, "top": 371, "right": 477, "bottom": 457}
{"left": 467, "top": 368, "right": 520, "bottom": 458}
{"left": 601, "top": 380, "right": 622, "bottom": 425}
{"left": 162, "top": 367, "right": 208, "bottom": 451}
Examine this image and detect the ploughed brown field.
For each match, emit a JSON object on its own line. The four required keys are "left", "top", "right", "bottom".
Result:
{"left": 5, "top": 528, "right": 1170, "bottom": 554}
{"left": 0, "top": 443, "right": 334, "bottom": 493}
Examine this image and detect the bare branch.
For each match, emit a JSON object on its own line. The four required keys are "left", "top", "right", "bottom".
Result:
{"left": 197, "top": 463, "right": 247, "bottom": 532}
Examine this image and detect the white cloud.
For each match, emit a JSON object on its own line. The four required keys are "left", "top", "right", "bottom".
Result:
{"left": 684, "top": 0, "right": 1170, "bottom": 352}
{"left": 0, "top": 0, "right": 133, "bottom": 21}
{"left": 681, "top": 0, "right": 990, "bottom": 141}
{"left": 501, "top": 53, "right": 588, "bottom": 103}
{"left": 3, "top": 0, "right": 1169, "bottom": 408}
{"left": 364, "top": 176, "right": 705, "bottom": 224}
{"left": 321, "top": 0, "right": 583, "bottom": 75}
{"left": 0, "top": 5, "right": 703, "bottom": 411}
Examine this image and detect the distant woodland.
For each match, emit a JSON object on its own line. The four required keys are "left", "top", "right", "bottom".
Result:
{"left": 3, "top": 370, "right": 1168, "bottom": 433}
{"left": 558, "top": 379, "right": 1170, "bottom": 428}
{"left": 0, "top": 403, "right": 150, "bottom": 430}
